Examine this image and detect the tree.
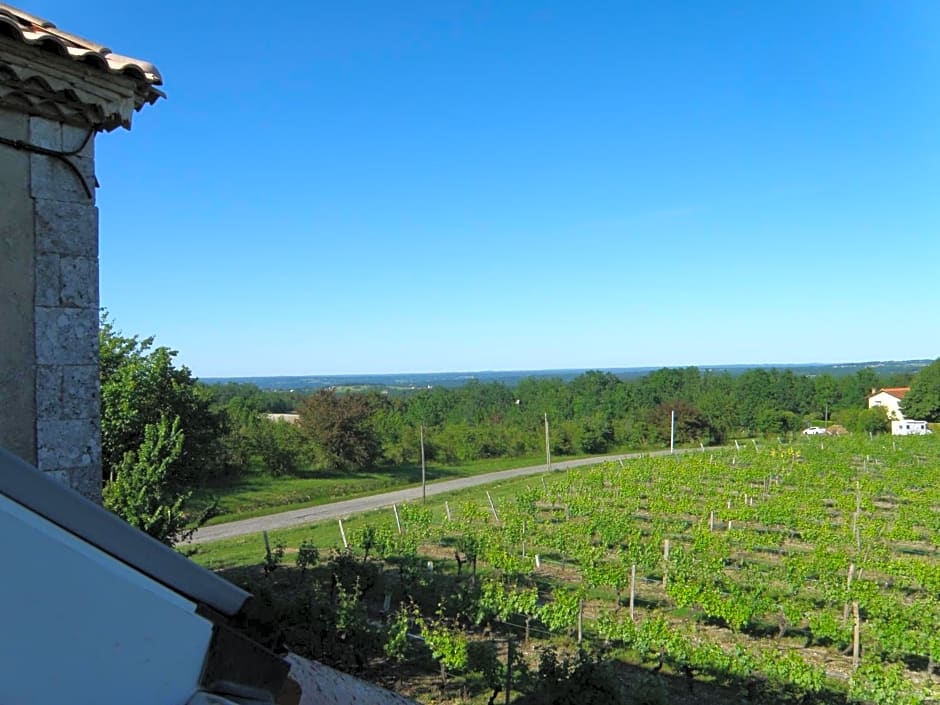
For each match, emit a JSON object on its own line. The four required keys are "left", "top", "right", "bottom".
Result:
{"left": 222, "top": 402, "right": 309, "bottom": 476}
{"left": 901, "top": 359, "right": 940, "bottom": 422}
{"left": 648, "top": 400, "right": 717, "bottom": 445}
{"left": 756, "top": 408, "right": 801, "bottom": 436}
{"left": 298, "top": 389, "right": 381, "bottom": 470}
{"left": 577, "top": 414, "right": 614, "bottom": 454}
{"left": 102, "top": 415, "right": 195, "bottom": 545}
{"left": 100, "top": 316, "right": 222, "bottom": 488}
{"left": 857, "top": 406, "right": 890, "bottom": 435}
{"left": 100, "top": 317, "right": 223, "bottom": 544}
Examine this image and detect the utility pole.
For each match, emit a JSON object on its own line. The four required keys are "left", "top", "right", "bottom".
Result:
{"left": 670, "top": 409, "right": 675, "bottom": 454}
{"left": 420, "top": 424, "right": 426, "bottom": 504}
{"left": 544, "top": 413, "right": 551, "bottom": 471}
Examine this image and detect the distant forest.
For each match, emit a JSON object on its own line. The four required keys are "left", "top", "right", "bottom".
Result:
{"left": 202, "top": 365, "right": 910, "bottom": 477}
{"left": 203, "top": 359, "right": 930, "bottom": 392}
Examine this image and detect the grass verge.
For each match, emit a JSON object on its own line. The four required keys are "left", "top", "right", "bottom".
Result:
{"left": 187, "top": 450, "right": 638, "bottom": 526}
{"left": 188, "top": 468, "right": 561, "bottom": 570}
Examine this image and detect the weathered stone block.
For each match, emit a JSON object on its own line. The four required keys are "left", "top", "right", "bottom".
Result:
{"left": 61, "top": 124, "right": 95, "bottom": 160}
{"left": 43, "top": 469, "right": 70, "bottom": 486}
{"left": 36, "top": 418, "right": 99, "bottom": 470}
{"left": 72, "top": 154, "right": 97, "bottom": 192}
{"left": 35, "top": 364, "right": 99, "bottom": 421}
{"left": 61, "top": 365, "right": 100, "bottom": 420}
{"left": 42, "top": 467, "right": 102, "bottom": 503}
{"left": 28, "top": 116, "right": 62, "bottom": 151}
{"left": 34, "top": 198, "right": 98, "bottom": 256}
{"left": 34, "top": 253, "right": 60, "bottom": 307}
{"left": 30, "top": 152, "right": 95, "bottom": 204}
{"left": 60, "top": 256, "right": 97, "bottom": 308}
{"left": 35, "top": 306, "right": 98, "bottom": 365}
{"left": 64, "top": 466, "right": 102, "bottom": 503}
{"left": 35, "top": 365, "right": 62, "bottom": 418}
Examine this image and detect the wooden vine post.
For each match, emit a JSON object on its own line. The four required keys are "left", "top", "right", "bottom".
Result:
{"left": 420, "top": 424, "right": 427, "bottom": 504}
{"left": 338, "top": 519, "right": 348, "bottom": 548}
{"left": 486, "top": 491, "right": 500, "bottom": 522}
{"left": 852, "top": 601, "right": 861, "bottom": 669}
{"left": 629, "top": 564, "right": 636, "bottom": 620}
{"left": 577, "top": 599, "right": 584, "bottom": 643}
{"left": 544, "top": 413, "right": 552, "bottom": 472}
{"left": 505, "top": 637, "right": 514, "bottom": 705}
{"left": 393, "top": 504, "right": 402, "bottom": 534}
{"left": 843, "top": 563, "right": 856, "bottom": 624}
{"left": 662, "top": 539, "right": 670, "bottom": 588}
{"left": 854, "top": 480, "right": 862, "bottom": 549}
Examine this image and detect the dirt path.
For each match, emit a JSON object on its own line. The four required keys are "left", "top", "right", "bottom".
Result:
{"left": 190, "top": 448, "right": 700, "bottom": 544}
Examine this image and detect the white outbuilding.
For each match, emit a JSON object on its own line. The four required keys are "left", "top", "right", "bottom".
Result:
{"left": 891, "top": 419, "right": 931, "bottom": 436}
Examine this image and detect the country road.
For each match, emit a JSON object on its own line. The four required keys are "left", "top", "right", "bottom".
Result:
{"left": 190, "top": 447, "right": 703, "bottom": 544}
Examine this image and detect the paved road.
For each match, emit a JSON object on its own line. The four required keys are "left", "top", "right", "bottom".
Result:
{"left": 190, "top": 448, "right": 699, "bottom": 544}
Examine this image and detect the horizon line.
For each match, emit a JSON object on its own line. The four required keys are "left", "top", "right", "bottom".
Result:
{"left": 199, "top": 358, "right": 933, "bottom": 381}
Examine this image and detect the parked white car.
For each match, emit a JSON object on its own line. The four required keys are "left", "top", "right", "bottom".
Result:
{"left": 802, "top": 427, "right": 828, "bottom": 436}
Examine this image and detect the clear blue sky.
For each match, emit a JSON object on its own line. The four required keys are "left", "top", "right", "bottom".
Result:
{"left": 34, "top": 1, "right": 940, "bottom": 377}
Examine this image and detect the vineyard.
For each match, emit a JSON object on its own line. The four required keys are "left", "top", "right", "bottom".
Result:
{"left": 211, "top": 435, "right": 940, "bottom": 704}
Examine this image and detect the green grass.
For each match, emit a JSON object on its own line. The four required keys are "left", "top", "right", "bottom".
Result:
{"left": 187, "top": 450, "right": 625, "bottom": 526}
{"left": 188, "top": 469, "right": 556, "bottom": 570}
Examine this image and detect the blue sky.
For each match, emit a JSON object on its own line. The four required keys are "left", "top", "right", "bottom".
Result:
{"left": 34, "top": 1, "right": 940, "bottom": 377}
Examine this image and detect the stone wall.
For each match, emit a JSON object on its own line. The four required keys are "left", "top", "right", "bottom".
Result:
{"left": 0, "top": 107, "right": 101, "bottom": 502}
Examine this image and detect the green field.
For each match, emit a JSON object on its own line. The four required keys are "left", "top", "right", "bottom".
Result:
{"left": 192, "top": 435, "right": 940, "bottom": 704}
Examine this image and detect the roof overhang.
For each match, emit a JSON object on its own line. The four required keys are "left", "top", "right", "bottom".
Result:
{"left": 0, "top": 3, "right": 162, "bottom": 130}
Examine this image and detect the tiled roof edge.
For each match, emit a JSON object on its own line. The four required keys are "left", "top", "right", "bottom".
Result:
{"left": 0, "top": 3, "right": 162, "bottom": 91}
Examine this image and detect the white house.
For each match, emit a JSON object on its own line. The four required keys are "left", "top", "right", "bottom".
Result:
{"left": 868, "top": 388, "right": 933, "bottom": 436}
{"left": 868, "top": 387, "right": 911, "bottom": 421}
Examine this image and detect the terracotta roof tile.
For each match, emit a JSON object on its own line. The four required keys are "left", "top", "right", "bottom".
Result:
{"left": 0, "top": 3, "right": 162, "bottom": 98}
{"left": 877, "top": 387, "right": 910, "bottom": 400}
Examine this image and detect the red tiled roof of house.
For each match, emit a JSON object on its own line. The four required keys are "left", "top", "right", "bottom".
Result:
{"left": 877, "top": 387, "right": 910, "bottom": 400}
{"left": 0, "top": 3, "right": 162, "bottom": 97}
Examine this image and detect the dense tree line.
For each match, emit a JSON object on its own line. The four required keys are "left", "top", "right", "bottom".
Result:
{"left": 208, "top": 365, "right": 909, "bottom": 475}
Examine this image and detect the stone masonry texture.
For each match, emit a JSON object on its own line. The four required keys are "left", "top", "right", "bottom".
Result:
{"left": 29, "top": 114, "right": 102, "bottom": 503}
